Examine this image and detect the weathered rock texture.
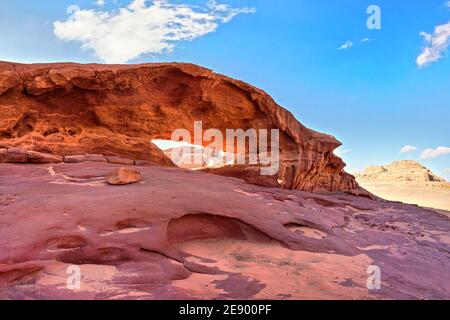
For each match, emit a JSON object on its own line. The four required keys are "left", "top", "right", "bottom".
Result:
{"left": 0, "top": 61, "right": 357, "bottom": 192}
{"left": 0, "top": 162, "right": 449, "bottom": 299}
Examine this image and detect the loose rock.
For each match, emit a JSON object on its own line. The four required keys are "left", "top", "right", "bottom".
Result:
{"left": 107, "top": 167, "right": 142, "bottom": 185}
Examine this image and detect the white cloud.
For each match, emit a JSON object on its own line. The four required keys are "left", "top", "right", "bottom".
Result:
{"left": 338, "top": 38, "right": 371, "bottom": 50}
{"left": 96, "top": 0, "right": 105, "bottom": 7}
{"left": 416, "top": 21, "right": 450, "bottom": 67}
{"left": 66, "top": 5, "right": 81, "bottom": 14}
{"left": 54, "top": 0, "right": 255, "bottom": 63}
{"left": 338, "top": 40, "right": 353, "bottom": 50}
{"left": 444, "top": 1, "right": 450, "bottom": 9}
{"left": 421, "top": 146, "right": 450, "bottom": 159}
{"left": 399, "top": 145, "right": 418, "bottom": 154}
{"left": 152, "top": 139, "right": 198, "bottom": 151}
{"left": 335, "top": 148, "right": 352, "bottom": 157}
{"left": 444, "top": 168, "right": 450, "bottom": 173}
{"left": 346, "top": 167, "right": 362, "bottom": 174}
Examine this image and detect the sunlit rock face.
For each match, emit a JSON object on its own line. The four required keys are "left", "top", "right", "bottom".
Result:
{"left": 356, "top": 160, "right": 446, "bottom": 183}
{"left": 0, "top": 61, "right": 357, "bottom": 192}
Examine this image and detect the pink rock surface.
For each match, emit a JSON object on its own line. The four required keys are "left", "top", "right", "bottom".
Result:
{"left": 0, "top": 162, "right": 449, "bottom": 300}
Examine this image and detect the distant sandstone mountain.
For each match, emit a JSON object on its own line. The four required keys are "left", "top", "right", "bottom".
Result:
{"left": 356, "top": 160, "right": 446, "bottom": 183}
{"left": 356, "top": 160, "right": 449, "bottom": 211}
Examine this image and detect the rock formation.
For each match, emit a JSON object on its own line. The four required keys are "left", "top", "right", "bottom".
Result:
{"left": 356, "top": 160, "right": 446, "bottom": 182}
{"left": 356, "top": 160, "right": 450, "bottom": 211}
{"left": 0, "top": 61, "right": 357, "bottom": 192}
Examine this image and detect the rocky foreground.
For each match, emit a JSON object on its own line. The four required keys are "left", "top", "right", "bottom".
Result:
{"left": 1, "top": 162, "right": 450, "bottom": 300}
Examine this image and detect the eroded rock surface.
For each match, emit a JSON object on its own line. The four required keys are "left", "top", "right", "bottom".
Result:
{"left": 0, "top": 61, "right": 356, "bottom": 192}
{"left": 0, "top": 163, "right": 449, "bottom": 300}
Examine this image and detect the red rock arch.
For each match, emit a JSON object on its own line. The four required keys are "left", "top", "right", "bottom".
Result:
{"left": 0, "top": 62, "right": 357, "bottom": 192}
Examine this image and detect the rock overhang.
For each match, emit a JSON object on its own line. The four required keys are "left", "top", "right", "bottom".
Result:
{"left": 0, "top": 61, "right": 357, "bottom": 192}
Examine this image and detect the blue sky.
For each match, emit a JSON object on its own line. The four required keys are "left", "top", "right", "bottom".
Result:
{"left": 1, "top": 0, "right": 449, "bottom": 178}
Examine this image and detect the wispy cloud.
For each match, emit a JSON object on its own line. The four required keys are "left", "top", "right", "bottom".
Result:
{"left": 338, "top": 40, "right": 354, "bottom": 50}
{"left": 416, "top": 21, "right": 450, "bottom": 67}
{"left": 338, "top": 38, "right": 373, "bottom": 50}
{"left": 400, "top": 145, "right": 418, "bottom": 154}
{"left": 444, "top": 168, "right": 450, "bottom": 173}
{"left": 444, "top": 1, "right": 450, "bottom": 9}
{"left": 421, "top": 146, "right": 450, "bottom": 159}
{"left": 335, "top": 148, "right": 352, "bottom": 157}
{"left": 54, "top": 0, "right": 255, "bottom": 63}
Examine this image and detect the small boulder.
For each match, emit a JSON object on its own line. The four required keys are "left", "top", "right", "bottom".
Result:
{"left": 27, "top": 151, "right": 63, "bottom": 164}
{"left": 64, "top": 154, "right": 107, "bottom": 163}
{"left": 107, "top": 167, "right": 142, "bottom": 185}
{"left": 7, "top": 148, "right": 28, "bottom": 163}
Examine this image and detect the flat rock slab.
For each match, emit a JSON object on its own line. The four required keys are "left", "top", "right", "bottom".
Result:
{"left": 5, "top": 147, "right": 27, "bottom": 163}
{"left": 27, "top": 151, "right": 63, "bottom": 163}
{"left": 106, "top": 156, "right": 135, "bottom": 165}
{"left": 64, "top": 154, "right": 107, "bottom": 163}
{"left": 0, "top": 149, "right": 6, "bottom": 163}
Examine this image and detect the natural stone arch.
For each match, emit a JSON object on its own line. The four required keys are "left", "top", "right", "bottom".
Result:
{"left": 0, "top": 61, "right": 357, "bottom": 192}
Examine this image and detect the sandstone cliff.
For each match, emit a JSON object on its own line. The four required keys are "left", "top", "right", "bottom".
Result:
{"left": 1, "top": 162, "right": 449, "bottom": 299}
{"left": 0, "top": 61, "right": 357, "bottom": 192}
{"left": 356, "top": 160, "right": 449, "bottom": 211}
